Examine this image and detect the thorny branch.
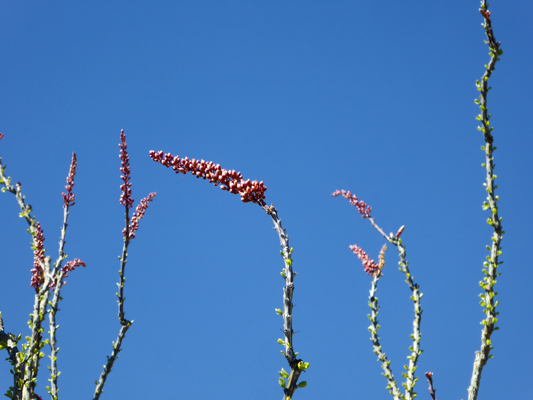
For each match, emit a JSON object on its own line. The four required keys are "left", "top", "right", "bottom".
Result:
{"left": 262, "top": 202, "right": 308, "bottom": 399}
{"left": 333, "top": 190, "right": 423, "bottom": 400}
{"left": 468, "top": 3, "right": 504, "bottom": 400}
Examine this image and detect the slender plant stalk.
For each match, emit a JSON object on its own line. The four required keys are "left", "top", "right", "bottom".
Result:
{"left": 366, "top": 217, "right": 423, "bottom": 400}
{"left": 47, "top": 155, "right": 78, "bottom": 399}
{"left": 47, "top": 269, "right": 66, "bottom": 400}
{"left": 367, "top": 251, "right": 402, "bottom": 400}
{"left": 261, "top": 202, "right": 308, "bottom": 399}
{"left": 92, "top": 237, "right": 133, "bottom": 400}
{"left": 23, "top": 285, "right": 51, "bottom": 400}
{"left": 468, "top": 2, "right": 504, "bottom": 399}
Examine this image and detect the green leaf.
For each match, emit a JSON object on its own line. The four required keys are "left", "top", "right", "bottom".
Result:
{"left": 278, "top": 377, "right": 286, "bottom": 389}
{"left": 297, "top": 381, "right": 307, "bottom": 388}
{"left": 298, "top": 361, "right": 310, "bottom": 371}
{"left": 279, "top": 368, "right": 289, "bottom": 378}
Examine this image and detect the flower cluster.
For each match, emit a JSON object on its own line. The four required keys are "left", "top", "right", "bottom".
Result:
{"left": 119, "top": 130, "right": 134, "bottom": 209}
{"left": 61, "top": 152, "right": 77, "bottom": 207}
{"left": 349, "top": 244, "right": 379, "bottom": 276}
{"left": 30, "top": 222, "right": 46, "bottom": 289}
{"left": 331, "top": 190, "right": 371, "bottom": 217}
{"left": 49, "top": 258, "right": 87, "bottom": 289}
{"left": 0, "top": 133, "right": 4, "bottom": 141}
{"left": 150, "top": 150, "right": 267, "bottom": 204}
{"left": 125, "top": 192, "right": 157, "bottom": 239}
{"left": 61, "top": 258, "right": 86, "bottom": 276}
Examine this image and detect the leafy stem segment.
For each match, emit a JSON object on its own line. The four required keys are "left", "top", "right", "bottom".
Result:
{"left": 468, "top": 3, "right": 504, "bottom": 400}
{"left": 368, "top": 217, "right": 423, "bottom": 400}
{"left": 368, "top": 254, "right": 402, "bottom": 400}
{"left": 262, "top": 202, "right": 307, "bottom": 400}
{"left": 92, "top": 236, "right": 133, "bottom": 400}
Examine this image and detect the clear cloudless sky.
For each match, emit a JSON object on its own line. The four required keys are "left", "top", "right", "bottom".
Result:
{"left": 1, "top": 1, "right": 531, "bottom": 399}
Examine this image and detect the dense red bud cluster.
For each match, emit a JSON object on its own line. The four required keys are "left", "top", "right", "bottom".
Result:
{"left": 119, "top": 130, "right": 134, "bottom": 209}
{"left": 0, "top": 133, "right": 4, "bottom": 141}
{"left": 332, "top": 189, "right": 371, "bottom": 217}
{"left": 349, "top": 244, "right": 379, "bottom": 276}
{"left": 61, "top": 152, "right": 77, "bottom": 207}
{"left": 30, "top": 222, "right": 46, "bottom": 289}
{"left": 125, "top": 192, "right": 157, "bottom": 239}
{"left": 61, "top": 258, "right": 86, "bottom": 275}
{"left": 150, "top": 150, "right": 267, "bottom": 204}
{"left": 49, "top": 258, "right": 87, "bottom": 289}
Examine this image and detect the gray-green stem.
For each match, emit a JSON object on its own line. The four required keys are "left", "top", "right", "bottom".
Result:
{"left": 367, "top": 216, "right": 423, "bottom": 400}
{"left": 368, "top": 273, "right": 402, "bottom": 400}
{"left": 93, "top": 209, "right": 133, "bottom": 400}
{"left": 261, "top": 202, "right": 305, "bottom": 400}
{"left": 468, "top": 2, "right": 504, "bottom": 399}
{"left": 47, "top": 191, "right": 75, "bottom": 400}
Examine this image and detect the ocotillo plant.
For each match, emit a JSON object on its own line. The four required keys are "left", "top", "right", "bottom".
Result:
{"left": 0, "top": 131, "right": 156, "bottom": 400}
{"left": 149, "top": 150, "right": 309, "bottom": 400}
{"left": 332, "top": 2, "right": 503, "bottom": 400}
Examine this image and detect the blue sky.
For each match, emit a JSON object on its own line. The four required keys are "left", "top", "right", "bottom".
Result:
{"left": 1, "top": 1, "right": 531, "bottom": 399}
